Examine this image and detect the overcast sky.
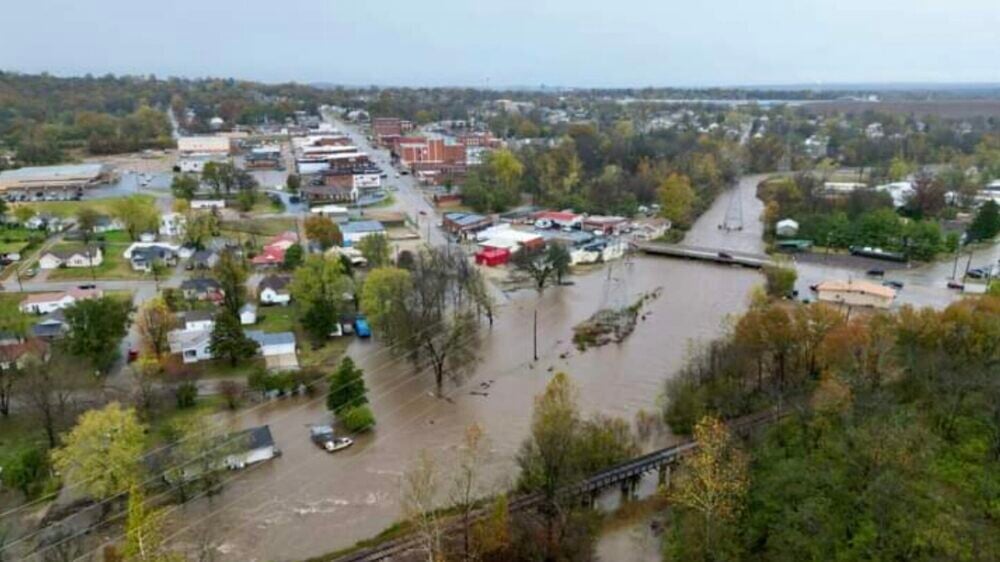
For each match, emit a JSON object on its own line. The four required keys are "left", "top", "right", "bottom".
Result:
{"left": 2, "top": 0, "right": 999, "bottom": 88}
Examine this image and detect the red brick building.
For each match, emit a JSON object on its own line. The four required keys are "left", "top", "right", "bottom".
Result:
{"left": 373, "top": 118, "right": 414, "bottom": 146}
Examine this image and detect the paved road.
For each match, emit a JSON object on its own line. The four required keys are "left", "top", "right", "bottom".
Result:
{"left": 320, "top": 109, "right": 448, "bottom": 247}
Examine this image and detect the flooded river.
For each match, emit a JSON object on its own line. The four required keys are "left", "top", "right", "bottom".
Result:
{"left": 162, "top": 174, "right": 993, "bottom": 561}
{"left": 162, "top": 181, "right": 763, "bottom": 561}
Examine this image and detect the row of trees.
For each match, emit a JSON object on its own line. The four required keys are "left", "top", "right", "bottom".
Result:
{"left": 461, "top": 123, "right": 741, "bottom": 223}
{"left": 660, "top": 295, "right": 1000, "bottom": 560}
{"left": 759, "top": 174, "right": 956, "bottom": 260}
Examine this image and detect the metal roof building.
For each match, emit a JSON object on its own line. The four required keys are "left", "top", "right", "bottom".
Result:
{"left": 0, "top": 163, "right": 109, "bottom": 193}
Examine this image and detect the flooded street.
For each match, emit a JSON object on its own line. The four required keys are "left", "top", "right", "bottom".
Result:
{"left": 163, "top": 184, "right": 762, "bottom": 561}
{"left": 162, "top": 173, "right": 995, "bottom": 561}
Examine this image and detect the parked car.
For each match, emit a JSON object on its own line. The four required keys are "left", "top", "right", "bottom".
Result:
{"left": 882, "top": 280, "right": 904, "bottom": 290}
{"left": 966, "top": 267, "right": 988, "bottom": 279}
{"left": 866, "top": 269, "right": 885, "bottom": 277}
{"left": 354, "top": 316, "right": 371, "bottom": 338}
{"left": 309, "top": 425, "right": 353, "bottom": 453}
{"left": 947, "top": 280, "right": 965, "bottom": 290}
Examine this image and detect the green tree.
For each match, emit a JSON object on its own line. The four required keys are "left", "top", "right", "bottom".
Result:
{"left": 658, "top": 173, "right": 698, "bottom": 227}
{"left": 13, "top": 205, "right": 36, "bottom": 225}
{"left": 360, "top": 266, "right": 412, "bottom": 339}
{"left": 762, "top": 265, "right": 797, "bottom": 297}
{"left": 282, "top": 242, "right": 304, "bottom": 270}
{"left": 170, "top": 173, "right": 199, "bottom": 200}
{"left": 213, "top": 251, "right": 248, "bottom": 318}
{"left": 285, "top": 173, "right": 301, "bottom": 193}
{"left": 111, "top": 196, "right": 160, "bottom": 241}
{"left": 304, "top": 214, "right": 343, "bottom": 250}
{"left": 180, "top": 211, "right": 218, "bottom": 250}
{"left": 51, "top": 402, "right": 146, "bottom": 500}
{"left": 340, "top": 404, "right": 375, "bottom": 433}
{"left": 967, "top": 200, "right": 1000, "bottom": 242}
{"left": 123, "top": 484, "right": 183, "bottom": 562}
{"left": 209, "top": 312, "right": 258, "bottom": 366}
{"left": 0, "top": 446, "right": 49, "bottom": 498}
{"left": 356, "top": 233, "right": 391, "bottom": 268}
{"left": 291, "top": 255, "right": 352, "bottom": 340}
{"left": 327, "top": 356, "right": 368, "bottom": 414}
{"left": 64, "top": 296, "right": 133, "bottom": 373}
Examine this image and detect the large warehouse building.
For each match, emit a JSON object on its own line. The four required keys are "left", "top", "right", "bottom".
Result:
{"left": 0, "top": 163, "right": 110, "bottom": 199}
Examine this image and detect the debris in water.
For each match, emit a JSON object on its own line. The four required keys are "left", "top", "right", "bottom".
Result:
{"left": 572, "top": 288, "right": 662, "bottom": 351}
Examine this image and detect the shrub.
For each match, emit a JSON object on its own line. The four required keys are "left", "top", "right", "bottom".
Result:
{"left": 340, "top": 405, "right": 375, "bottom": 433}
{"left": 217, "top": 380, "right": 244, "bottom": 410}
{"left": 1, "top": 446, "right": 50, "bottom": 498}
{"left": 763, "top": 265, "right": 797, "bottom": 297}
{"left": 175, "top": 381, "right": 198, "bottom": 409}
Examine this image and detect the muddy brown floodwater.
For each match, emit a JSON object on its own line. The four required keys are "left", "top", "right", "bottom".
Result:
{"left": 161, "top": 173, "right": 991, "bottom": 561}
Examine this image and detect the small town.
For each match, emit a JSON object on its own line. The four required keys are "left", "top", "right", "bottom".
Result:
{"left": 1, "top": 3, "right": 999, "bottom": 562}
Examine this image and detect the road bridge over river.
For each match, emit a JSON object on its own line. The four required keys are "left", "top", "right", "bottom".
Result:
{"left": 335, "top": 410, "right": 780, "bottom": 562}
{"left": 635, "top": 242, "right": 775, "bottom": 269}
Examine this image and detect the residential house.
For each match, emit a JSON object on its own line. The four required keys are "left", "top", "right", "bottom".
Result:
{"left": 0, "top": 337, "right": 49, "bottom": 371}
{"left": 240, "top": 304, "right": 257, "bottom": 325}
{"left": 160, "top": 213, "right": 187, "bottom": 237}
{"left": 38, "top": 246, "right": 103, "bottom": 269}
{"left": 93, "top": 215, "right": 123, "bottom": 233}
{"left": 258, "top": 275, "right": 292, "bottom": 305}
{"left": 130, "top": 245, "right": 178, "bottom": 272}
{"left": 816, "top": 280, "right": 896, "bottom": 309}
{"left": 32, "top": 309, "right": 69, "bottom": 340}
{"left": 181, "top": 309, "right": 216, "bottom": 331}
{"left": 251, "top": 245, "right": 286, "bottom": 267}
{"left": 224, "top": 426, "right": 278, "bottom": 469}
{"left": 875, "top": 182, "right": 915, "bottom": 209}
{"left": 168, "top": 327, "right": 213, "bottom": 364}
{"left": 247, "top": 330, "right": 298, "bottom": 371}
{"left": 189, "top": 250, "right": 219, "bottom": 270}
{"left": 341, "top": 220, "right": 386, "bottom": 246}
{"left": 775, "top": 219, "right": 800, "bottom": 237}
{"left": 180, "top": 278, "right": 224, "bottom": 302}
{"left": 19, "top": 288, "right": 103, "bottom": 315}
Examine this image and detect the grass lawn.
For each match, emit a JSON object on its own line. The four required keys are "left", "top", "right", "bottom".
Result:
{"left": 146, "top": 395, "right": 228, "bottom": 443}
{"left": 45, "top": 242, "right": 144, "bottom": 281}
{"left": 185, "top": 357, "right": 267, "bottom": 380}
{"left": 255, "top": 304, "right": 297, "bottom": 332}
{"left": 18, "top": 194, "right": 156, "bottom": 219}
{"left": 220, "top": 217, "right": 297, "bottom": 238}
{"left": 0, "top": 241, "right": 28, "bottom": 255}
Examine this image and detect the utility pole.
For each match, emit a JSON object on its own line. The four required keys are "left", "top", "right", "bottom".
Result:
{"left": 533, "top": 308, "right": 538, "bottom": 361}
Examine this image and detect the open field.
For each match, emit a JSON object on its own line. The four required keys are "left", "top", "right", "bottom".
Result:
{"left": 16, "top": 194, "right": 156, "bottom": 218}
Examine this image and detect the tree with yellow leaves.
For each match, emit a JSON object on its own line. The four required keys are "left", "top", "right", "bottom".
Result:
{"left": 669, "top": 415, "right": 749, "bottom": 560}
{"left": 51, "top": 402, "right": 146, "bottom": 500}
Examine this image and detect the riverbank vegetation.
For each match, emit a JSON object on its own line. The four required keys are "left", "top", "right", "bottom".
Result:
{"left": 759, "top": 173, "right": 957, "bottom": 260}
{"left": 660, "top": 295, "right": 1000, "bottom": 561}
